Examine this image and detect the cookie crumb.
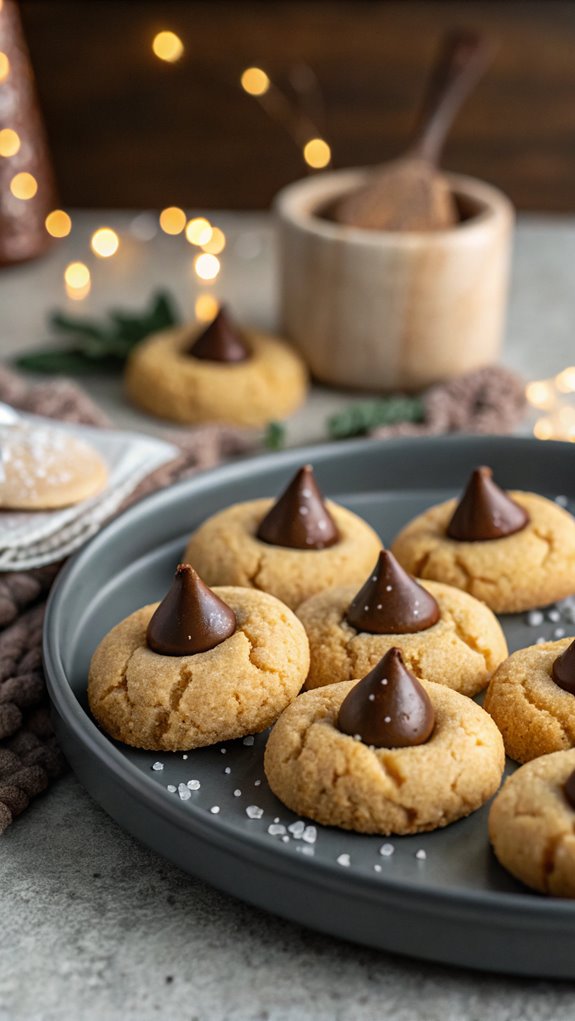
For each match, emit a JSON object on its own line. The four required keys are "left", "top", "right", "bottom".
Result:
{"left": 246, "top": 805, "right": 264, "bottom": 819}
{"left": 151, "top": 761, "right": 164, "bottom": 771}
{"left": 337, "top": 853, "right": 351, "bottom": 867}
{"left": 379, "top": 843, "right": 395, "bottom": 857}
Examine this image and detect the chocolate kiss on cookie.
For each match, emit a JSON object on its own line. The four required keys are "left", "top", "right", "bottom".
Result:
{"left": 564, "top": 768, "right": 575, "bottom": 809}
{"left": 337, "top": 647, "right": 435, "bottom": 749}
{"left": 147, "top": 563, "right": 237, "bottom": 655}
{"left": 187, "top": 307, "right": 250, "bottom": 363}
{"left": 552, "top": 639, "right": 575, "bottom": 695}
{"left": 346, "top": 550, "right": 440, "bottom": 634}
{"left": 447, "top": 466, "right": 529, "bottom": 541}
{"left": 256, "top": 465, "right": 339, "bottom": 550}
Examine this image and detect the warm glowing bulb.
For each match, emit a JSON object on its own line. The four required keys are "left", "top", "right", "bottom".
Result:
{"left": 45, "top": 209, "right": 72, "bottom": 238}
{"left": 0, "top": 52, "right": 9, "bottom": 83}
{"left": 10, "top": 171, "right": 38, "bottom": 200}
{"left": 195, "top": 294, "right": 220, "bottom": 322}
{"left": 240, "top": 67, "right": 270, "bottom": 96}
{"left": 555, "top": 367, "right": 575, "bottom": 394}
{"left": 525, "top": 380, "right": 555, "bottom": 410}
{"left": 185, "top": 217, "right": 213, "bottom": 246}
{"left": 159, "top": 206, "right": 186, "bottom": 235}
{"left": 0, "top": 128, "right": 20, "bottom": 157}
{"left": 152, "top": 30, "right": 184, "bottom": 63}
{"left": 91, "top": 227, "right": 120, "bottom": 258}
{"left": 303, "top": 137, "right": 331, "bottom": 169}
{"left": 533, "top": 417, "right": 555, "bottom": 441}
{"left": 194, "top": 253, "right": 220, "bottom": 281}
{"left": 64, "top": 262, "right": 91, "bottom": 300}
{"left": 201, "top": 226, "right": 226, "bottom": 255}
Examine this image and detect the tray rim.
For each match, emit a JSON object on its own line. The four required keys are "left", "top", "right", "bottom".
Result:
{"left": 43, "top": 434, "right": 575, "bottom": 927}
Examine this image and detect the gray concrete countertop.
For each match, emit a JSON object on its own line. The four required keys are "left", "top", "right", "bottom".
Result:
{"left": 2, "top": 212, "right": 575, "bottom": 1020}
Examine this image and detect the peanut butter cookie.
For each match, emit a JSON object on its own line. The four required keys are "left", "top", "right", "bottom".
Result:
{"left": 265, "top": 648, "right": 504, "bottom": 835}
{"left": 489, "top": 749, "right": 575, "bottom": 897}
{"left": 88, "top": 565, "right": 310, "bottom": 751}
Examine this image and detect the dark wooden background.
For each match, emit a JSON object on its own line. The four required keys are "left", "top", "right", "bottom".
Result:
{"left": 19, "top": 0, "right": 575, "bottom": 211}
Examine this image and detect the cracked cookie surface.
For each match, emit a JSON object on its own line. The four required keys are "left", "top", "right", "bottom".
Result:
{"left": 484, "top": 638, "right": 575, "bottom": 763}
{"left": 297, "top": 579, "right": 507, "bottom": 696}
{"left": 184, "top": 500, "right": 381, "bottom": 610}
{"left": 125, "top": 324, "right": 308, "bottom": 427}
{"left": 88, "top": 586, "right": 310, "bottom": 751}
{"left": 264, "top": 679, "right": 504, "bottom": 834}
{"left": 391, "top": 492, "right": 575, "bottom": 613}
{"left": 489, "top": 749, "right": 575, "bottom": 896}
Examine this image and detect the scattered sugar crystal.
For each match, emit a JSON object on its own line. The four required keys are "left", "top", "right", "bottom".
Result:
{"left": 243, "top": 736, "right": 255, "bottom": 746}
{"left": 167, "top": 785, "right": 177, "bottom": 793}
{"left": 415, "top": 849, "right": 427, "bottom": 861}
{"left": 151, "top": 761, "right": 164, "bottom": 771}
{"left": 337, "top": 853, "right": 351, "bottom": 867}
{"left": 288, "top": 820, "right": 306, "bottom": 838}
{"left": 554, "top": 627, "right": 566, "bottom": 638}
{"left": 224, "top": 766, "right": 231, "bottom": 774}
{"left": 210, "top": 806, "right": 220, "bottom": 815}
{"left": 233, "top": 789, "right": 242, "bottom": 797}
{"left": 526, "top": 610, "right": 544, "bottom": 627}
{"left": 548, "top": 609, "right": 561, "bottom": 623}
{"left": 302, "top": 826, "right": 317, "bottom": 845}
{"left": 268, "top": 823, "right": 287, "bottom": 836}
{"left": 379, "top": 843, "right": 395, "bottom": 857}
{"left": 187, "top": 779, "right": 201, "bottom": 790}
{"left": 246, "top": 805, "right": 264, "bottom": 819}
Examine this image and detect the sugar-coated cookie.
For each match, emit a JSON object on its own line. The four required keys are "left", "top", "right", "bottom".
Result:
{"left": 489, "top": 749, "right": 575, "bottom": 896}
{"left": 184, "top": 465, "right": 381, "bottom": 610}
{"left": 265, "top": 648, "right": 504, "bottom": 835}
{"left": 297, "top": 550, "right": 507, "bottom": 696}
{"left": 392, "top": 466, "right": 575, "bottom": 613}
{"left": 0, "top": 424, "right": 108, "bottom": 510}
{"left": 88, "top": 565, "right": 310, "bottom": 751}
{"left": 125, "top": 306, "right": 308, "bottom": 427}
{"left": 484, "top": 637, "right": 575, "bottom": 763}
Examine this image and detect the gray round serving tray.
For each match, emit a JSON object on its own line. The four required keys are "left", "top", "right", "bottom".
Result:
{"left": 44, "top": 436, "right": 575, "bottom": 978}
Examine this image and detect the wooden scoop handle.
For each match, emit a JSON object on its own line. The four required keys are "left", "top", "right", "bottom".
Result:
{"left": 411, "top": 30, "right": 493, "bottom": 166}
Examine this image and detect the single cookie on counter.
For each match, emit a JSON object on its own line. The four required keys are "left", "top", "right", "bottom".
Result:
{"left": 391, "top": 465, "right": 575, "bottom": 613}
{"left": 264, "top": 647, "right": 505, "bottom": 835}
{"left": 184, "top": 464, "right": 382, "bottom": 610}
{"left": 484, "top": 637, "right": 575, "bottom": 763}
{"left": 88, "top": 563, "right": 309, "bottom": 751}
{"left": 297, "top": 549, "right": 507, "bottom": 696}
{"left": 0, "top": 424, "right": 108, "bottom": 510}
{"left": 489, "top": 749, "right": 575, "bottom": 897}
{"left": 124, "top": 305, "right": 308, "bottom": 427}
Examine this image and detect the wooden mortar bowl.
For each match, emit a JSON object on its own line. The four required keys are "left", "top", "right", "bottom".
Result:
{"left": 275, "top": 169, "right": 514, "bottom": 391}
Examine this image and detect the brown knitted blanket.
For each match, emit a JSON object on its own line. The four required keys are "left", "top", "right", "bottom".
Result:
{"left": 0, "top": 367, "right": 253, "bottom": 834}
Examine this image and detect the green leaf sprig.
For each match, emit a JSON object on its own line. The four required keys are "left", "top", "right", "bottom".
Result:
{"left": 14, "top": 291, "right": 180, "bottom": 374}
{"left": 327, "top": 395, "right": 425, "bottom": 440}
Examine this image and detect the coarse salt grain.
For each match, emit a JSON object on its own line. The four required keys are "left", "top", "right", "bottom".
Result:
{"left": 296, "top": 845, "right": 314, "bottom": 856}
{"left": 415, "top": 849, "right": 427, "bottom": 861}
{"left": 178, "top": 785, "right": 192, "bottom": 801}
{"left": 526, "top": 610, "right": 544, "bottom": 627}
{"left": 374, "top": 864, "right": 382, "bottom": 873}
{"left": 224, "top": 766, "right": 231, "bottom": 774}
{"left": 210, "top": 806, "right": 220, "bottom": 814}
{"left": 254, "top": 779, "right": 261, "bottom": 786}
{"left": 233, "top": 789, "right": 242, "bottom": 797}
{"left": 268, "top": 823, "right": 287, "bottom": 836}
{"left": 554, "top": 627, "right": 566, "bottom": 638}
{"left": 302, "top": 826, "right": 317, "bottom": 844}
{"left": 337, "top": 853, "right": 351, "bottom": 867}
{"left": 182, "top": 754, "right": 188, "bottom": 760}
{"left": 187, "top": 779, "right": 200, "bottom": 790}
{"left": 548, "top": 609, "right": 561, "bottom": 623}
{"left": 220, "top": 748, "right": 227, "bottom": 754}
{"left": 556, "top": 495, "right": 569, "bottom": 507}
{"left": 288, "top": 821, "right": 306, "bottom": 838}
{"left": 379, "top": 843, "right": 395, "bottom": 857}
{"left": 151, "top": 761, "right": 164, "bottom": 771}
{"left": 282, "top": 835, "right": 290, "bottom": 843}
{"left": 246, "top": 805, "right": 264, "bottom": 819}
{"left": 167, "top": 785, "right": 177, "bottom": 793}
{"left": 243, "top": 736, "right": 255, "bottom": 746}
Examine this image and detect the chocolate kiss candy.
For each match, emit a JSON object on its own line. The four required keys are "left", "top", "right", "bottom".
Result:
{"left": 147, "top": 563, "right": 236, "bottom": 655}
{"left": 564, "top": 768, "right": 575, "bottom": 810}
{"left": 188, "top": 307, "right": 250, "bottom": 363}
{"left": 447, "top": 466, "right": 529, "bottom": 541}
{"left": 256, "top": 465, "right": 339, "bottom": 550}
{"left": 552, "top": 639, "right": 575, "bottom": 695}
{"left": 337, "top": 647, "right": 435, "bottom": 749}
{"left": 346, "top": 550, "right": 440, "bottom": 634}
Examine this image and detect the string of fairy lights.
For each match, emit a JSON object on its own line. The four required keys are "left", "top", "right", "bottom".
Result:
{"left": 0, "top": 20, "right": 331, "bottom": 310}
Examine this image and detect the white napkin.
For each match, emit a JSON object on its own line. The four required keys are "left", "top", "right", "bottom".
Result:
{"left": 0, "top": 407, "right": 178, "bottom": 570}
